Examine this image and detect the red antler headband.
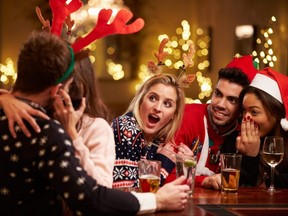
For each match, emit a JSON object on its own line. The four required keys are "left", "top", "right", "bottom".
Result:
{"left": 36, "top": 0, "right": 145, "bottom": 83}
{"left": 37, "top": 0, "right": 145, "bottom": 52}
{"left": 72, "top": 9, "right": 145, "bottom": 53}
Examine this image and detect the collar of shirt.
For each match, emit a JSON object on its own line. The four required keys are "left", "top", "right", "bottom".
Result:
{"left": 15, "top": 96, "right": 47, "bottom": 113}
{"left": 207, "top": 106, "right": 238, "bottom": 137}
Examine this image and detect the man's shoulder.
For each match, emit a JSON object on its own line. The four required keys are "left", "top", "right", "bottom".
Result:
{"left": 36, "top": 117, "right": 62, "bottom": 128}
{"left": 0, "top": 115, "right": 71, "bottom": 149}
{"left": 34, "top": 117, "right": 70, "bottom": 138}
{"left": 178, "top": 104, "right": 208, "bottom": 130}
{"left": 184, "top": 103, "right": 208, "bottom": 115}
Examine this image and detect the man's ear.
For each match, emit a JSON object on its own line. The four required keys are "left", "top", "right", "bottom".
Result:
{"left": 50, "top": 84, "right": 62, "bottom": 97}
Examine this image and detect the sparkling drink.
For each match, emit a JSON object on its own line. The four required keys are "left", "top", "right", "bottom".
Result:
{"left": 220, "top": 153, "right": 242, "bottom": 194}
{"left": 139, "top": 174, "right": 160, "bottom": 193}
{"left": 176, "top": 155, "right": 197, "bottom": 197}
{"left": 221, "top": 168, "right": 240, "bottom": 193}
{"left": 263, "top": 152, "right": 284, "bottom": 167}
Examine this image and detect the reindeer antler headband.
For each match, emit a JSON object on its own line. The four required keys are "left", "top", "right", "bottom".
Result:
{"left": 148, "top": 38, "right": 196, "bottom": 88}
{"left": 36, "top": 0, "right": 145, "bottom": 83}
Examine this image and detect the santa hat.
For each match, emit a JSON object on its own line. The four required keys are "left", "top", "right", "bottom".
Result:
{"left": 226, "top": 55, "right": 258, "bottom": 82}
{"left": 250, "top": 67, "right": 288, "bottom": 131}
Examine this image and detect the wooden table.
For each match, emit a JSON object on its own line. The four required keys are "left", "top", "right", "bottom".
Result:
{"left": 151, "top": 187, "right": 288, "bottom": 215}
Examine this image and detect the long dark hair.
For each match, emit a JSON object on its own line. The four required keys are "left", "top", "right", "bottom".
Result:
{"left": 239, "top": 86, "right": 288, "bottom": 186}
{"left": 69, "top": 57, "right": 112, "bottom": 128}
{"left": 239, "top": 86, "right": 287, "bottom": 145}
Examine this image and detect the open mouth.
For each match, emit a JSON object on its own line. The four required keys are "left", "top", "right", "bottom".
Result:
{"left": 148, "top": 114, "right": 160, "bottom": 124}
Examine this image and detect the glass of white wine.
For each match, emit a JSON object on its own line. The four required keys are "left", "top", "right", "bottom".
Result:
{"left": 262, "top": 136, "right": 284, "bottom": 192}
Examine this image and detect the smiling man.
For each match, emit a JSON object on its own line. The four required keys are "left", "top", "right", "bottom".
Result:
{"left": 165, "top": 55, "right": 259, "bottom": 189}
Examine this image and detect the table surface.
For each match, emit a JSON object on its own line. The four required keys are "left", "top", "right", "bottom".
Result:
{"left": 150, "top": 187, "right": 288, "bottom": 216}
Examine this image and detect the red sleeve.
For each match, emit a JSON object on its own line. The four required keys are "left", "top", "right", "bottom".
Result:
{"left": 164, "top": 167, "right": 176, "bottom": 184}
{"left": 164, "top": 104, "right": 208, "bottom": 185}
{"left": 195, "top": 176, "right": 206, "bottom": 187}
{"left": 174, "top": 104, "right": 207, "bottom": 148}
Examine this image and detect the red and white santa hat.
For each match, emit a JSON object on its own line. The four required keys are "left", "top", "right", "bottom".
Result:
{"left": 250, "top": 67, "right": 288, "bottom": 131}
{"left": 226, "top": 55, "right": 258, "bottom": 82}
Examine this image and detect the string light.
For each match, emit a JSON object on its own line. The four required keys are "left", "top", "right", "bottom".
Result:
{"left": 137, "top": 21, "right": 212, "bottom": 103}
{"left": 0, "top": 58, "right": 17, "bottom": 87}
{"left": 253, "top": 16, "right": 277, "bottom": 68}
{"left": 70, "top": 0, "right": 128, "bottom": 81}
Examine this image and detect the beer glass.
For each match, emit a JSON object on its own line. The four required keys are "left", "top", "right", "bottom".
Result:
{"left": 220, "top": 153, "right": 242, "bottom": 193}
{"left": 138, "top": 159, "right": 161, "bottom": 193}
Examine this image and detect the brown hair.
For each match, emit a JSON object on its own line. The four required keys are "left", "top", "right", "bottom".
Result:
{"left": 13, "top": 31, "right": 72, "bottom": 94}
{"left": 69, "top": 57, "right": 112, "bottom": 127}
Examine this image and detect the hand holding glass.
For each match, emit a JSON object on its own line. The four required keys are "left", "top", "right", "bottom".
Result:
{"left": 262, "top": 136, "right": 284, "bottom": 192}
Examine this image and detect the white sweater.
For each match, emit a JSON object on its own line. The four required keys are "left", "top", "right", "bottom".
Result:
{"left": 73, "top": 115, "right": 115, "bottom": 188}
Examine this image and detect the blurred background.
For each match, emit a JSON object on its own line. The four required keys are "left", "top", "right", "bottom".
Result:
{"left": 0, "top": 0, "right": 287, "bottom": 117}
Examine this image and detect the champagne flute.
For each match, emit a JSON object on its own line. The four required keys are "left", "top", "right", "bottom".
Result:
{"left": 262, "top": 136, "right": 284, "bottom": 192}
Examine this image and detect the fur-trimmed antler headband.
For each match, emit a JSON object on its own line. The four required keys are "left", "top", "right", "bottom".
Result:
{"left": 148, "top": 38, "right": 196, "bottom": 88}
{"left": 36, "top": 0, "right": 145, "bottom": 53}
{"left": 35, "top": 0, "right": 144, "bottom": 83}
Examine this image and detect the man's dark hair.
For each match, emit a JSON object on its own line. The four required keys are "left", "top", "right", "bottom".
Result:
{"left": 13, "top": 31, "right": 72, "bottom": 94}
{"left": 218, "top": 67, "right": 250, "bottom": 88}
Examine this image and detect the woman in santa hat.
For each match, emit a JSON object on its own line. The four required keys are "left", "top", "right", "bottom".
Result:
{"left": 237, "top": 67, "right": 288, "bottom": 188}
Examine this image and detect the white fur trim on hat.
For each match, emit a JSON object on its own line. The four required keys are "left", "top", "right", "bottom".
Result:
{"left": 250, "top": 73, "right": 282, "bottom": 103}
{"left": 280, "top": 118, "right": 288, "bottom": 131}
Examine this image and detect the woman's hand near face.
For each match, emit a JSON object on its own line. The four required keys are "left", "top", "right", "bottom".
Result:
{"left": 0, "top": 92, "right": 49, "bottom": 138}
{"left": 177, "top": 143, "right": 194, "bottom": 157}
{"left": 53, "top": 89, "right": 86, "bottom": 140}
{"left": 236, "top": 116, "right": 261, "bottom": 157}
{"left": 157, "top": 142, "right": 194, "bottom": 163}
{"left": 157, "top": 142, "right": 177, "bottom": 162}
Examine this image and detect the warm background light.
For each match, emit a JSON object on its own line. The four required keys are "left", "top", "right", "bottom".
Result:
{"left": 1, "top": 0, "right": 287, "bottom": 116}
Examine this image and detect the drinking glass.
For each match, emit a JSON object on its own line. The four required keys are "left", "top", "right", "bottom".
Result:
{"left": 175, "top": 154, "right": 197, "bottom": 197}
{"left": 220, "top": 153, "right": 242, "bottom": 194}
{"left": 138, "top": 160, "right": 161, "bottom": 193}
{"left": 262, "top": 136, "right": 284, "bottom": 192}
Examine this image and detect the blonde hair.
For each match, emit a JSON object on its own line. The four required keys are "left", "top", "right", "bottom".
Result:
{"left": 126, "top": 73, "right": 185, "bottom": 144}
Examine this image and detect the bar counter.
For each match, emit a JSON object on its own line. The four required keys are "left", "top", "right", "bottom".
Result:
{"left": 150, "top": 187, "right": 288, "bottom": 216}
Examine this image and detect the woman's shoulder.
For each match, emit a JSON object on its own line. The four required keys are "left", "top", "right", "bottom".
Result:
{"left": 112, "top": 112, "right": 142, "bottom": 135}
{"left": 112, "top": 112, "right": 137, "bottom": 124}
{"left": 79, "top": 115, "right": 112, "bottom": 134}
{"left": 82, "top": 115, "right": 110, "bottom": 126}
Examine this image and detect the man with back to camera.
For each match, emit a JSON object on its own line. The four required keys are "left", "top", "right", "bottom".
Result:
{"left": 0, "top": 30, "right": 189, "bottom": 215}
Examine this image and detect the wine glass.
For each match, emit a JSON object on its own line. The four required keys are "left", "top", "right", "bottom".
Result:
{"left": 262, "top": 136, "right": 284, "bottom": 192}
